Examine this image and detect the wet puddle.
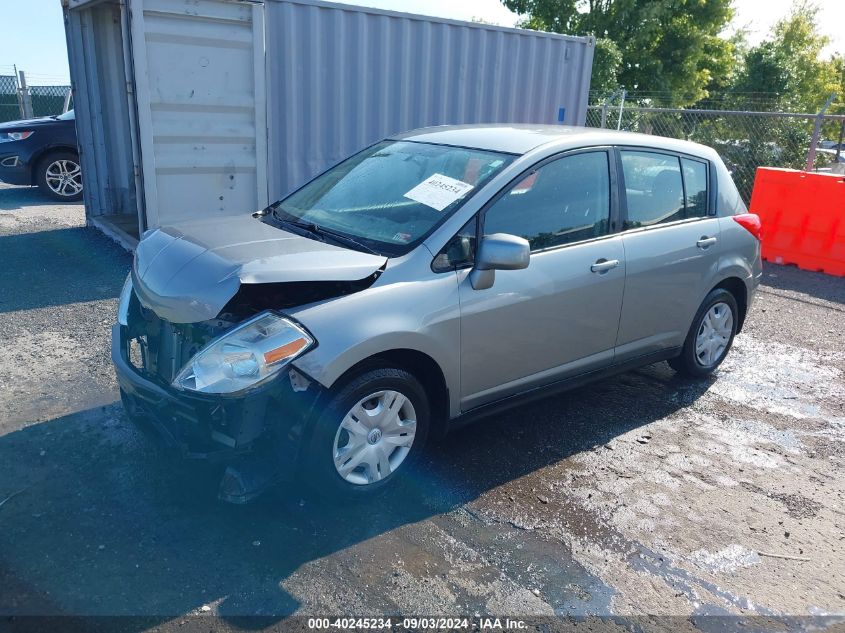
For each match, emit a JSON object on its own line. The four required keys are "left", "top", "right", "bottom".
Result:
{"left": 630, "top": 544, "right": 772, "bottom": 616}
{"left": 431, "top": 507, "right": 618, "bottom": 617}
{"left": 712, "top": 337, "right": 844, "bottom": 420}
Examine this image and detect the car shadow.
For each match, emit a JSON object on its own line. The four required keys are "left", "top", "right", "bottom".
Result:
{"left": 0, "top": 363, "right": 713, "bottom": 627}
{"left": 0, "top": 184, "right": 82, "bottom": 211}
{"left": 0, "top": 226, "right": 131, "bottom": 313}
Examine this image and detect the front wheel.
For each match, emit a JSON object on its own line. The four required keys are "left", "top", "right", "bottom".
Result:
{"left": 302, "top": 367, "right": 430, "bottom": 499}
{"left": 669, "top": 288, "right": 738, "bottom": 377}
{"left": 36, "top": 151, "right": 83, "bottom": 201}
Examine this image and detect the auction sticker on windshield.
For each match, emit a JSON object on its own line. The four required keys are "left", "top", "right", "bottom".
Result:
{"left": 404, "top": 173, "right": 474, "bottom": 211}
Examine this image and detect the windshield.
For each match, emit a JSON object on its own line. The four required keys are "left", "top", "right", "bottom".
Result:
{"left": 273, "top": 140, "right": 514, "bottom": 255}
{"left": 56, "top": 110, "right": 75, "bottom": 121}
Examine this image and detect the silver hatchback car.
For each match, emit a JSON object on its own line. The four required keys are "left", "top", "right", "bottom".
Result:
{"left": 113, "top": 125, "right": 762, "bottom": 501}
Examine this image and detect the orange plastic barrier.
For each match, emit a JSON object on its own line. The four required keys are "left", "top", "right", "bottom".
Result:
{"left": 749, "top": 167, "right": 845, "bottom": 277}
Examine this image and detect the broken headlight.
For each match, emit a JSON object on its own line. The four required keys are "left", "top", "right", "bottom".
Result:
{"left": 173, "top": 311, "right": 315, "bottom": 394}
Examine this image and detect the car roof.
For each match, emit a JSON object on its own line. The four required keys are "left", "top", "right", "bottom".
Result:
{"left": 391, "top": 124, "right": 717, "bottom": 159}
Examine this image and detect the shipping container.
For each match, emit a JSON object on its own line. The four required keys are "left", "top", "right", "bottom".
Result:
{"left": 63, "top": 0, "right": 595, "bottom": 248}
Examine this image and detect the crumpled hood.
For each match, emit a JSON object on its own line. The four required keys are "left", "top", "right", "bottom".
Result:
{"left": 132, "top": 215, "right": 387, "bottom": 323}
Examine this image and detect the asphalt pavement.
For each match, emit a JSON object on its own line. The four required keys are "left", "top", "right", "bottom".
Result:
{"left": 1, "top": 182, "right": 843, "bottom": 630}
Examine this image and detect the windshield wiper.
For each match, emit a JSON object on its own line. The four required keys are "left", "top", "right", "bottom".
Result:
{"left": 308, "top": 223, "right": 379, "bottom": 255}
{"left": 272, "top": 211, "right": 379, "bottom": 255}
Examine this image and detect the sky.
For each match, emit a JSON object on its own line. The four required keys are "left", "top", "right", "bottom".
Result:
{"left": 729, "top": 0, "right": 844, "bottom": 56}
{"left": 1, "top": 0, "right": 843, "bottom": 86}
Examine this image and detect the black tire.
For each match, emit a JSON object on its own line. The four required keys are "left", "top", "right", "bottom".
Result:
{"left": 302, "top": 367, "right": 430, "bottom": 500}
{"left": 669, "top": 288, "right": 739, "bottom": 377}
{"left": 36, "top": 150, "right": 83, "bottom": 201}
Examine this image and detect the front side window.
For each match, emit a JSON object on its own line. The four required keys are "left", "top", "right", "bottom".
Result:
{"left": 483, "top": 151, "right": 611, "bottom": 251}
{"left": 273, "top": 141, "right": 513, "bottom": 255}
{"left": 620, "top": 150, "right": 709, "bottom": 229}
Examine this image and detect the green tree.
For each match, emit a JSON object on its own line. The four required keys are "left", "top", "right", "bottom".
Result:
{"left": 834, "top": 56, "right": 845, "bottom": 116}
{"left": 503, "top": 0, "right": 735, "bottom": 106}
{"left": 730, "top": 3, "right": 841, "bottom": 112}
{"left": 591, "top": 38, "right": 622, "bottom": 95}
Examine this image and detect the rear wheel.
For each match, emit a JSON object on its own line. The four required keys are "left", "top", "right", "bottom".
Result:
{"left": 669, "top": 288, "right": 738, "bottom": 377}
{"left": 36, "top": 151, "right": 83, "bottom": 201}
{"left": 303, "top": 367, "right": 430, "bottom": 499}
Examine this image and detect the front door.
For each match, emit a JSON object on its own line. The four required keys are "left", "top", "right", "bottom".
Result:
{"left": 457, "top": 149, "right": 625, "bottom": 410}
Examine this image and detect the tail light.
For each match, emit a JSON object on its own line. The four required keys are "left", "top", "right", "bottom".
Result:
{"left": 733, "top": 213, "right": 762, "bottom": 241}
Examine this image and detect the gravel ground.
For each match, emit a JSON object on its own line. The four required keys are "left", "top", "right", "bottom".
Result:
{"left": 0, "top": 182, "right": 843, "bottom": 629}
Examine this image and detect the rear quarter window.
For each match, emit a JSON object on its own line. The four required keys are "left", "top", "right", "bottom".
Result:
{"left": 682, "top": 158, "right": 708, "bottom": 217}
{"left": 714, "top": 158, "right": 748, "bottom": 215}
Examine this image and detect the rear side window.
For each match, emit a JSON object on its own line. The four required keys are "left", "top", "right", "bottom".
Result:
{"left": 483, "top": 151, "right": 611, "bottom": 251}
{"left": 620, "top": 150, "right": 709, "bottom": 229}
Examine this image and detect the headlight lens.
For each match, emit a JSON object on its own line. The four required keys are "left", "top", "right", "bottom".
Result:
{"left": 117, "top": 274, "right": 133, "bottom": 325}
{"left": 0, "top": 131, "right": 34, "bottom": 143}
{"left": 173, "top": 311, "right": 315, "bottom": 394}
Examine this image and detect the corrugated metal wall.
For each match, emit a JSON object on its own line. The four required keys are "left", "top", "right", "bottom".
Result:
{"left": 265, "top": 0, "right": 594, "bottom": 199}
{"left": 66, "top": 0, "right": 594, "bottom": 239}
{"left": 128, "top": 0, "right": 268, "bottom": 227}
{"left": 65, "top": 2, "right": 137, "bottom": 219}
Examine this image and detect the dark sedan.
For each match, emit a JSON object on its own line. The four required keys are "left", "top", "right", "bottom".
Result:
{"left": 0, "top": 110, "right": 81, "bottom": 201}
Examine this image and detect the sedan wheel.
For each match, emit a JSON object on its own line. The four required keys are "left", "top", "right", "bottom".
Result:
{"left": 333, "top": 389, "right": 417, "bottom": 485}
{"left": 304, "top": 367, "right": 430, "bottom": 499}
{"left": 669, "top": 288, "right": 738, "bottom": 377}
{"left": 37, "top": 151, "right": 83, "bottom": 201}
{"left": 694, "top": 302, "right": 733, "bottom": 367}
{"left": 45, "top": 159, "right": 83, "bottom": 198}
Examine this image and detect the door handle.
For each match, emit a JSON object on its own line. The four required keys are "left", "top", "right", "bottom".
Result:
{"left": 696, "top": 236, "right": 718, "bottom": 249}
{"left": 590, "top": 258, "right": 620, "bottom": 273}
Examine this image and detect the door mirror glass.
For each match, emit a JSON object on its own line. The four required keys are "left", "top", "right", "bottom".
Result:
{"left": 470, "top": 233, "right": 530, "bottom": 290}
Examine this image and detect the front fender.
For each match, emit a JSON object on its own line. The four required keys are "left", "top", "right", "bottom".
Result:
{"left": 289, "top": 268, "right": 462, "bottom": 416}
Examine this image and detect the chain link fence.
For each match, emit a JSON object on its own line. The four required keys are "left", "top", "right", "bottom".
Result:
{"left": 29, "top": 85, "right": 73, "bottom": 117}
{"left": 586, "top": 103, "right": 845, "bottom": 203}
{"left": 0, "top": 74, "right": 21, "bottom": 123}
{"left": 0, "top": 74, "right": 72, "bottom": 123}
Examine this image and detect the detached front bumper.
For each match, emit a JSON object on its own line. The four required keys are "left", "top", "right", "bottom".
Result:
{"left": 112, "top": 324, "right": 325, "bottom": 501}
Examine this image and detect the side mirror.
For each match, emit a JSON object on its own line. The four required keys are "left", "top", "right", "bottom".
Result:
{"left": 469, "top": 233, "right": 530, "bottom": 290}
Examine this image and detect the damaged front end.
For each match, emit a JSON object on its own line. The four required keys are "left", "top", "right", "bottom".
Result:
{"left": 113, "top": 292, "right": 325, "bottom": 502}
{"left": 113, "top": 217, "right": 387, "bottom": 501}
{"left": 218, "top": 274, "right": 382, "bottom": 321}
{"left": 131, "top": 216, "right": 388, "bottom": 324}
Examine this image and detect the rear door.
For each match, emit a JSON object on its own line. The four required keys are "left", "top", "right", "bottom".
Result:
{"left": 129, "top": 0, "right": 268, "bottom": 229}
{"left": 614, "top": 148, "right": 720, "bottom": 361}
{"left": 457, "top": 149, "right": 625, "bottom": 410}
